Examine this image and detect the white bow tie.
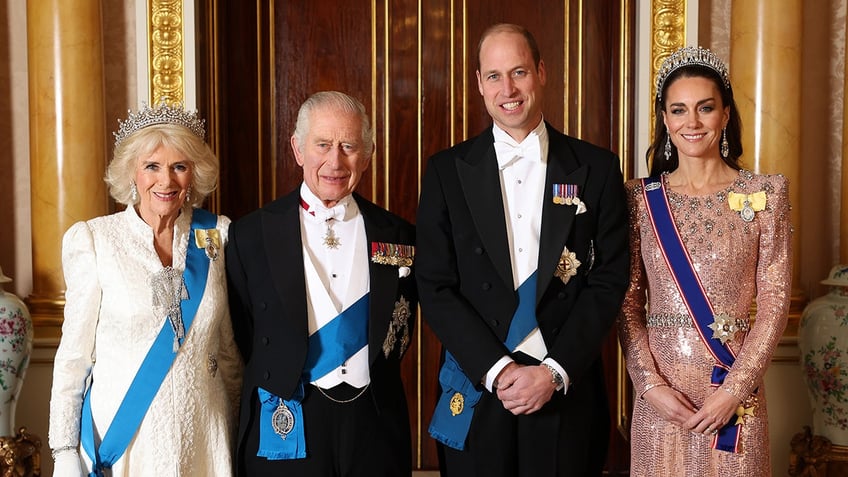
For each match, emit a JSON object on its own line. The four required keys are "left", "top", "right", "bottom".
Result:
{"left": 302, "top": 199, "right": 346, "bottom": 222}
{"left": 494, "top": 135, "right": 541, "bottom": 169}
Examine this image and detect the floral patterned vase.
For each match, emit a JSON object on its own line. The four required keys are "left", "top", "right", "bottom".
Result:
{"left": 0, "top": 267, "right": 33, "bottom": 437}
{"left": 800, "top": 264, "right": 848, "bottom": 445}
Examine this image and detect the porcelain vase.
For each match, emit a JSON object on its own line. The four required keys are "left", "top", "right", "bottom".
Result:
{"left": 800, "top": 264, "right": 848, "bottom": 446}
{"left": 0, "top": 268, "right": 33, "bottom": 437}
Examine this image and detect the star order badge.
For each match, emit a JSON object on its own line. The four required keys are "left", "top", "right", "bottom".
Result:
{"left": 382, "top": 296, "right": 412, "bottom": 358}
{"left": 555, "top": 247, "right": 582, "bottom": 285}
{"left": 708, "top": 313, "right": 740, "bottom": 345}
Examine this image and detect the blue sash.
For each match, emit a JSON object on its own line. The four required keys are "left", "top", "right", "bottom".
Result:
{"left": 642, "top": 177, "right": 741, "bottom": 452}
{"left": 429, "top": 272, "right": 538, "bottom": 450}
{"left": 81, "top": 208, "right": 217, "bottom": 476}
{"left": 257, "top": 294, "right": 369, "bottom": 460}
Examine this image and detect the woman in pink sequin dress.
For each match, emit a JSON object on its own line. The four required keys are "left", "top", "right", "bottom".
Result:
{"left": 618, "top": 47, "right": 792, "bottom": 476}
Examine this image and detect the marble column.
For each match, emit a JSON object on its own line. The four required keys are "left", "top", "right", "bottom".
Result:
{"left": 843, "top": 24, "right": 848, "bottom": 262}
{"left": 729, "top": 0, "right": 804, "bottom": 331}
{"left": 26, "top": 0, "right": 108, "bottom": 340}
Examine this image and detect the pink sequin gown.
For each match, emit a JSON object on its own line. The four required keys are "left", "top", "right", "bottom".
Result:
{"left": 618, "top": 170, "right": 792, "bottom": 476}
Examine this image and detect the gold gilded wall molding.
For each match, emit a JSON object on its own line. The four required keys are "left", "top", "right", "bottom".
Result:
{"left": 651, "top": 0, "right": 686, "bottom": 102}
{"left": 148, "top": 0, "right": 185, "bottom": 104}
{"left": 648, "top": 0, "right": 687, "bottom": 144}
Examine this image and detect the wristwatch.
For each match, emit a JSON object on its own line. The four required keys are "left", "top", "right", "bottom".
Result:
{"left": 542, "top": 363, "right": 564, "bottom": 388}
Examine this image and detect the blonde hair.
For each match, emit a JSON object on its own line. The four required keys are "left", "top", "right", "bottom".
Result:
{"left": 105, "top": 123, "right": 218, "bottom": 207}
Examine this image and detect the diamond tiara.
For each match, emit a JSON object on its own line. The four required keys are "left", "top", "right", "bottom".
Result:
{"left": 113, "top": 102, "right": 206, "bottom": 147}
{"left": 655, "top": 46, "right": 730, "bottom": 101}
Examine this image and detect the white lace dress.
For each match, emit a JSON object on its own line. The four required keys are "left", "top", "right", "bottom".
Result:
{"left": 49, "top": 206, "right": 242, "bottom": 476}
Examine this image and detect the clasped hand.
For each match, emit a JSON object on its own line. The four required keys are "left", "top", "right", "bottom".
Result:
{"left": 643, "top": 385, "right": 740, "bottom": 435}
{"left": 494, "top": 362, "right": 556, "bottom": 415}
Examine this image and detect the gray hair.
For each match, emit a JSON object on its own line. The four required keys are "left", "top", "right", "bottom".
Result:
{"left": 105, "top": 123, "right": 218, "bottom": 207}
{"left": 292, "top": 91, "right": 374, "bottom": 152}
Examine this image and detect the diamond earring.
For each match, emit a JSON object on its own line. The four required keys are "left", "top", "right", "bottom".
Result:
{"left": 130, "top": 182, "right": 138, "bottom": 203}
{"left": 720, "top": 127, "right": 729, "bottom": 158}
{"left": 186, "top": 185, "right": 192, "bottom": 205}
{"left": 664, "top": 134, "right": 672, "bottom": 161}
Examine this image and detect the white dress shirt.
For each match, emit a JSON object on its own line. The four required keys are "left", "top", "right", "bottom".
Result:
{"left": 299, "top": 184, "right": 370, "bottom": 389}
{"left": 484, "top": 120, "right": 569, "bottom": 394}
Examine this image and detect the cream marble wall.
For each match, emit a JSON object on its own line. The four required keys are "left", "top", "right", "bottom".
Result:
{"left": 0, "top": 1, "right": 136, "bottom": 475}
{"left": 699, "top": 0, "right": 845, "bottom": 474}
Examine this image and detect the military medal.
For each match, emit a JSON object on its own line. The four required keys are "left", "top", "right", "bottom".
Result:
{"left": 449, "top": 392, "right": 465, "bottom": 416}
{"left": 553, "top": 183, "right": 587, "bottom": 214}
{"left": 271, "top": 400, "right": 295, "bottom": 439}
{"left": 371, "top": 242, "right": 415, "bottom": 267}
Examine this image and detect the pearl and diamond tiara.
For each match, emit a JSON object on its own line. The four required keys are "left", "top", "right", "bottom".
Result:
{"left": 655, "top": 46, "right": 731, "bottom": 101}
{"left": 113, "top": 102, "right": 206, "bottom": 147}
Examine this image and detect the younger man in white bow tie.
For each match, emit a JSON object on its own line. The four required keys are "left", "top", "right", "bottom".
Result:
{"left": 417, "top": 23, "right": 629, "bottom": 477}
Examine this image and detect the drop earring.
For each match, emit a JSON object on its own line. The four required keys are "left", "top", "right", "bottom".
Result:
{"left": 720, "top": 127, "right": 729, "bottom": 158}
{"left": 130, "top": 182, "right": 138, "bottom": 203}
{"left": 664, "top": 134, "right": 672, "bottom": 161}
{"left": 186, "top": 185, "right": 192, "bottom": 205}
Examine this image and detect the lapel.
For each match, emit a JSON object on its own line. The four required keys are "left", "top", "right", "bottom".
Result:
{"left": 456, "top": 127, "right": 513, "bottom": 289}
{"left": 537, "top": 125, "right": 588, "bottom": 303}
{"left": 261, "top": 191, "right": 308, "bottom": 331}
{"left": 355, "top": 195, "right": 401, "bottom": 364}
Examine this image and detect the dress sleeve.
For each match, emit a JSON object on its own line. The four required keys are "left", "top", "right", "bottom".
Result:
{"left": 49, "top": 221, "right": 102, "bottom": 450}
{"left": 617, "top": 181, "right": 670, "bottom": 397}
{"left": 214, "top": 215, "right": 243, "bottom": 423}
{"left": 721, "top": 175, "right": 792, "bottom": 400}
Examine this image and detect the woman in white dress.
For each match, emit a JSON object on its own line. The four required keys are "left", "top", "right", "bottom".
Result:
{"left": 49, "top": 103, "right": 242, "bottom": 476}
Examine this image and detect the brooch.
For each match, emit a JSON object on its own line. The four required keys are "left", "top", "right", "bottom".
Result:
{"left": 552, "top": 184, "right": 587, "bottom": 214}
{"left": 194, "top": 228, "right": 221, "bottom": 261}
{"left": 371, "top": 242, "right": 415, "bottom": 267}
{"left": 727, "top": 191, "right": 766, "bottom": 222}
{"left": 382, "top": 296, "right": 412, "bottom": 358}
{"left": 555, "top": 247, "right": 582, "bottom": 285}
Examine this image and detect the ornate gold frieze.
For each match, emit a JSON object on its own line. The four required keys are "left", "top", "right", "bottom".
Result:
{"left": 149, "top": 0, "right": 184, "bottom": 104}
{"left": 651, "top": 0, "right": 686, "bottom": 101}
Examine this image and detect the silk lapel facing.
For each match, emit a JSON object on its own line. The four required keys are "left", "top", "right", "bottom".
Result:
{"left": 537, "top": 130, "right": 588, "bottom": 303}
{"left": 456, "top": 129, "right": 514, "bottom": 291}
{"left": 261, "top": 191, "right": 309, "bottom": 338}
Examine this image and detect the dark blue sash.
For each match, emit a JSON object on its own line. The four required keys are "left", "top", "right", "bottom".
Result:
{"left": 81, "top": 208, "right": 217, "bottom": 476}
{"left": 642, "top": 177, "right": 741, "bottom": 452}
{"left": 257, "top": 293, "right": 370, "bottom": 460}
{"left": 429, "top": 272, "right": 538, "bottom": 450}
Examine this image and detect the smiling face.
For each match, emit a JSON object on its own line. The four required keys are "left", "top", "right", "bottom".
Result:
{"left": 476, "top": 30, "right": 546, "bottom": 142}
{"left": 134, "top": 145, "right": 193, "bottom": 223}
{"left": 662, "top": 75, "right": 730, "bottom": 163}
{"left": 291, "top": 105, "right": 372, "bottom": 207}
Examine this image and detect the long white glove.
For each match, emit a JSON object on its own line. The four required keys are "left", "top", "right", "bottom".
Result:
{"left": 52, "top": 449, "right": 84, "bottom": 477}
